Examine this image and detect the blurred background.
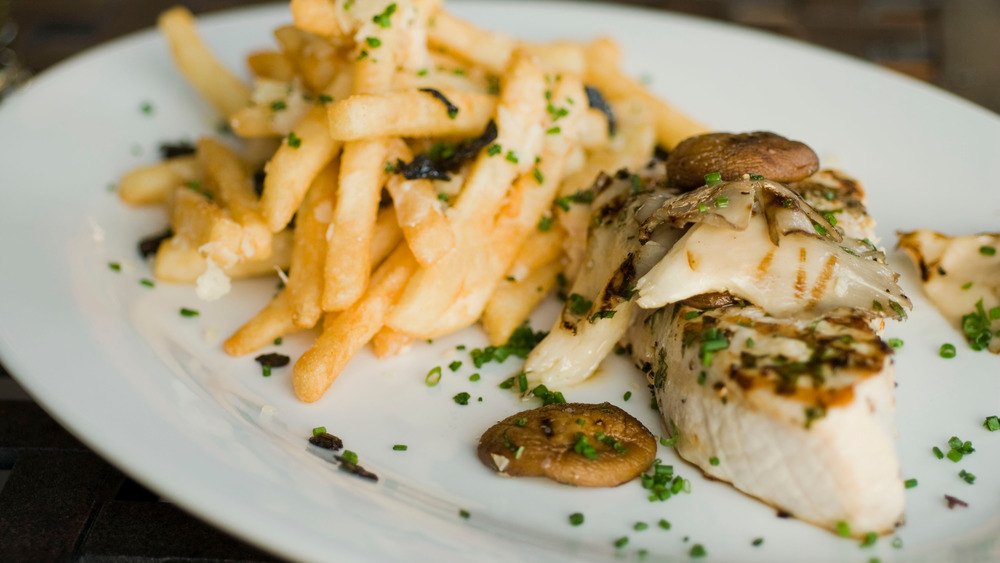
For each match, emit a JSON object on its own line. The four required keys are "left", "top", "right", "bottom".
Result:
{"left": 4, "top": 0, "right": 1000, "bottom": 112}
{"left": 0, "top": 0, "right": 997, "bottom": 561}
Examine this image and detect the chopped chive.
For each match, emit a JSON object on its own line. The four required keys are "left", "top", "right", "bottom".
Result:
{"left": 836, "top": 521, "right": 851, "bottom": 537}
{"left": 392, "top": 444, "right": 407, "bottom": 451}
{"left": 287, "top": 131, "right": 302, "bottom": 148}
{"left": 274, "top": 337, "right": 283, "bottom": 345}
{"left": 704, "top": 172, "right": 721, "bottom": 184}
{"left": 108, "top": 262, "right": 121, "bottom": 272}
{"left": 318, "top": 94, "right": 333, "bottom": 105}
{"left": 715, "top": 196, "right": 729, "bottom": 208}
{"left": 932, "top": 446, "right": 944, "bottom": 459}
{"left": 904, "top": 478, "right": 918, "bottom": 489}
{"left": 979, "top": 246, "right": 996, "bottom": 256}
{"left": 180, "top": 308, "right": 199, "bottom": 317}
{"left": 312, "top": 426, "right": 326, "bottom": 436}
{"left": 658, "top": 519, "right": 671, "bottom": 530}
{"left": 341, "top": 450, "right": 358, "bottom": 464}
{"left": 453, "top": 392, "right": 471, "bottom": 405}
{"left": 425, "top": 366, "right": 442, "bottom": 386}
{"left": 505, "top": 150, "right": 518, "bottom": 164}
{"left": 634, "top": 521, "right": 648, "bottom": 531}
{"left": 469, "top": 373, "right": 480, "bottom": 382}
{"left": 984, "top": 415, "right": 1000, "bottom": 431}
{"left": 517, "top": 372, "right": 528, "bottom": 392}
{"left": 860, "top": 532, "right": 878, "bottom": 548}
{"left": 486, "top": 143, "right": 502, "bottom": 156}
{"left": 709, "top": 456, "right": 719, "bottom": 466}
{"left": 372, "top": 3, "right": 396, "bottom": 27}
{"left": 270, "top": 100, "right": 287, "bottom": 111}
{"left": 962, "top": 281, "right": 973, "bottom": 290}
{"left": 514, "top": 417, "right": 527, "bottom": 426}
{"left": 752, "top": 538, "right": 764, "bottom": 546}
{"left": 569, "top": 512, "right": 584, "bottom": 526}
{"left": 532, "top": 167, "right": 544, "bottom": 184}
{"left": 623, "top": 391, "right": 632, "bottom": 401}
{"left": 458, "top": 508, "right": 470, "bottom": 519}
{"left": 613, "top": 536, "right": 629, "bottom": 549}
{"left": 140, "top": 278, "right": 155, "bottom": 288}
{"left": 365, "top": 36, "right": 381, "bottom": 48}
{"left": 690, "top": 544, "right": 706, "bottom": 558}
{"left": 888, "top": 338, "right": 904, "bottom": 349}
{"left": 959, "top": 469, "right": 976, "bottom": 484}
{"left": 448, "top": 360, "right": 462, "bottom": 372}
{"left": 939, "top": 343, "right": 956, "bottom": 358}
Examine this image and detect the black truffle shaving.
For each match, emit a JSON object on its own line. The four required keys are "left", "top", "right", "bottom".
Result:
{"left": 254, "top": 353, "right": 291, "bottom": 368}
{"left": 159, "top": 141, "right": 196, "bottom": 160}
{"left": 138, "top": 228, "right": 173, "bottom": 258}
{"left": 309, "top": 433, "right": 344, "bottom": 451}
{"left": 418, "top": 88, "right": 459, "bottom": 119}
{"left": 584, "top": 86, "right": 616, "bottom": 136}
{"left": 396, "top": 120, "right": 498, "bottom": 181}
{"left": 335, "top": 455, "right": 379, "bottom": 482}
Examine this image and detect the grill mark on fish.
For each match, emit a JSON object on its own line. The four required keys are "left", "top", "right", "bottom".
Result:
{"left": 755, "top": 249, "right": 775, "bottom": 282}
{"left": 794, "top": 247, "right": 808, "bottom": 298}
{"left": 806, "top": 254, "right": 840, "bottom": 310}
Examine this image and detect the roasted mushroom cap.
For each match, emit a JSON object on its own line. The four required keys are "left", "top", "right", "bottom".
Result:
{"left": 477, "top": 402, "right": 656, "bottom": 487}
{"left": 667, "top": 131, "right": 820, "bottom": 190}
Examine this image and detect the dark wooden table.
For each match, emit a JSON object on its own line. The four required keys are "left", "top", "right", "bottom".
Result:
{"left": 1, "top": 1, "right": 997, "bottom": 561}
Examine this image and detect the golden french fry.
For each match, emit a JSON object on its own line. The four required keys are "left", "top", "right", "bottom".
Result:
{"left": 386, "top": 51, "right": 547, "bottom": 336}
{"left": 223, "top": 290, "right": 304, "bottom": 357}
{"left": 118, "top": 156, "right": 199, "bottom": 206}
{"left": 248, "top": 51, "right": 296, "bottom": 81}
{"left": 421, "top": 76, "right": 585, "bottom": 337}
{"left": 229, "top": 105, "right": 277, "bottom": 138}
{"left": 289, "top": 0, "right": 351, "bottom": 39}
{"left": 294, "top": 245, "right": 417, "bottom": 402}
{"left": 427, "top": 12, "right": 515, "bottom": 75}
{"left": 578, "top": 108, "right": 611, "bottom": 150}
{"left": 157, "top": 7, "right": 251, "bottom": 117}
{"left": 261, "top": 105, "right": 342, "bottom": 232}
{"left": 506, "top": 227, "right": 564, "bottom": 278}
{"left": 371, "top": 326, "right": 414, "bottom": 359}
{"left": 197, "top": 138, "right": 273, "bottom": 261}
{"left": 327, "top": 90, "right": 496, "bottom": 141}
{"left": 288, "top": 161, "right": 338, "bottom": 329}
{"left": 521, "top": 41, "right": 585, "bottom": 76}
{"left": 322, "top": 138, "right": 391, "bottom": 310}
{"left": 584, "top": 37, "right": 708, "bottom": 149}
{"left": 167, "top": 188, "right": 244, "bottom": 268}
{"left": 154, "top": 230, "right": 293, "bottom": 283}
{"left": 482, "top": 258, "right": 562, "bottom": 345}
{"left": 371, "top": 205, "right": 404, "bottom": 268}
{"left": 384, "top": 139, "right": 454, "bottom": 266}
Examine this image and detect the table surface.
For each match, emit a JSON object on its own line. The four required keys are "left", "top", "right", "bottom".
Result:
{"left": 1, "top": 1, "right": 998, "bottom": 561}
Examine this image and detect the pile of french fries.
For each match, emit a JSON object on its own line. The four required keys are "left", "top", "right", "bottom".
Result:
{"left": 118, "top": 0, "right": 707, "bottom": 403}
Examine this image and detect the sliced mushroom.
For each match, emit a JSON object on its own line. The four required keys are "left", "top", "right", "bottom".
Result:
{"left": 667, "top": 132, "right": 820, "bottom": 190}
{"left": 477, "top": 402, "right": 656, "bottom": 487}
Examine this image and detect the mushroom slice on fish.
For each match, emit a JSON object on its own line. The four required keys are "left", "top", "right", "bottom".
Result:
{"left": 522, "top": 171, "right": 679, "bottom": 390}
{"left": 898, "top": 229, "right": 1000, "bottom": 353}
{"left": 635, "top": 177, "right": 910, "bottom": 320}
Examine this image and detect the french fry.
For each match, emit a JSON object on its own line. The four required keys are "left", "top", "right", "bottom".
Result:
{"left": 229, "top": 105, "right": 277, "bottom": 138}
{"left": 578, "top": 108, "right": 611, "bottom": 150}
{"left": 223, "top": 290, "right": 304, "bottom": 357}
{"left": 248, "top": 51, "right": 296, "bottom": 81}
{"left": 118, "top": 156, "right": 199, "bottom": 205}
{"left": 420, "top": 76, "right": 585, "bottom": 337}
{"left": 154, "top": 230, "right": 293, "bottom": 283}
{"left": 505, "top": 227, "right": 564, "bottom": 279}
{"left": 287, "top": 161, "right": 338, "bottom": 329}
{"left": 482, "top": 258, "right": 562, "bottom": 345}
{"left": 427, "top": 12, "right": 515, "bottom": 75}
{"left": 157, "top": 7, "right": 251, "bottom": 117}
{"left": 584, "top": 37, "right": 708, "bottom": 149}
{"left": 261, "top": 105, "right": 343, "bottom": 232}
{"left": 321, "top": 8, "right": 404, "bottom": 310}
{"left": 384, "top": 139, "right": 454, "bottom": 266}
{"left": 386, "top": 51, "right": 547, "bottom": 336}
{"left": 322, "top": 138, "right": 391, "bottom": 310}
{"left": 197, "top": 138, "right": 273, "bottom": 261}
{"left": 371, "top": 326, "right": 414, "bottom": 358}
{"left": 371, "top": 205, "right": 405, "bottom": 267}
{"left": 294, "top": 245, "right": 418, "bottom": 402}
{"left": 327, "top": 90, "right": 496, "bottom": 141}
{"left": 166, "top": 188, "right": 244, "bottom": 268}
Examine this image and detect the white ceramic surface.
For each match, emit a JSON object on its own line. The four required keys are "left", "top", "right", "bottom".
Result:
{"left": 1, "top": 2, "right": 999, "bottom": 561}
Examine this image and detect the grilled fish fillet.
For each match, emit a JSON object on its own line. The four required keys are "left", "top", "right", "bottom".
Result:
{"left": 625, "top": 170, "right": 907, "bottom": 536}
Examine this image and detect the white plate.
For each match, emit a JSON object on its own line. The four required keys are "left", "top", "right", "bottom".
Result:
{"left": 1, "top": 2, "right": 999, "bottom": 561}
